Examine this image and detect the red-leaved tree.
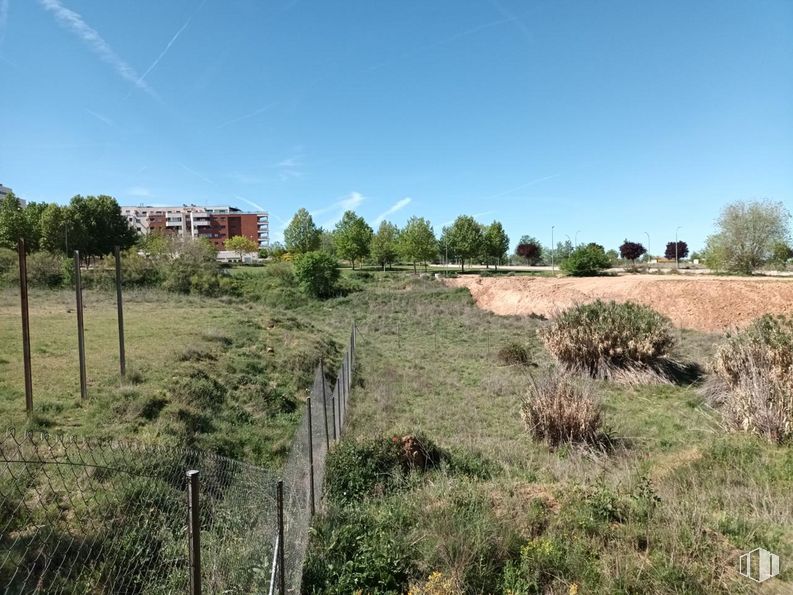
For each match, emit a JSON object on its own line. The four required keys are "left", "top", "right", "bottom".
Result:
{"left": 516, "top": 241, "right": 541, "bottom": 265}
{"left": 619, "top": 240, "right": 647, "bottom": 262}
{"left": 665, "top": 241, "right": 689, "bottom": 260}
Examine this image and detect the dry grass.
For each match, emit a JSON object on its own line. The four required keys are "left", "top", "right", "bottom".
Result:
{"left": 521, "top": 370, "right": 603, "bottom": 447}
{"left": 708, "top": 315, "right": 793, "bottom": 443}
{"left": 540, "top": 300, "right": 685, "bottom": 384}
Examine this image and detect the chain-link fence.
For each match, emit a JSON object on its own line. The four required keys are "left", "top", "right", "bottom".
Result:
{"left": 1, "top": 325, "right": 357, "bottom": 594}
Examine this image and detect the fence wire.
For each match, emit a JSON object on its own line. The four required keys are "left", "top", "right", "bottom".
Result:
{"left": 1, "top": 324, "right": 357, "bottom": 595}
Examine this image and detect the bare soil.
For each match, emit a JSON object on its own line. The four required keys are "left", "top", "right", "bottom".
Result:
{"left": 445, "top": 274, "right": 793, "bottom": 332}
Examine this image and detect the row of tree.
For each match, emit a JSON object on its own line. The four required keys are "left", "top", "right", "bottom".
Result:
{"left": 0, "top": 192, "right": 136, "bottom": 258}
{"left": 283, "top": 208, "right": 510, "bottom": 272}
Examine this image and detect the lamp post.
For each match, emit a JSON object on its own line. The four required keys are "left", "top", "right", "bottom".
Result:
{"left": 551, "top": 225, "right": 555, "bottom": 272}
{"left": 675, "top": 226, "right": 682, "bottom": 270}
{"left": 644, "top": 231, "right": 650, "bottom": 264}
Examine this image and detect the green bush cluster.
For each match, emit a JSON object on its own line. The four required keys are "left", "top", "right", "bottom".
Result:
{"left": 497, "top": 341, "right": 532, "bottom": 366}
{"left": 293, "top": 251, "right": 341, "bottom": 299}
{"left": 560, "top": 243, "right": 611, "bottom": 276}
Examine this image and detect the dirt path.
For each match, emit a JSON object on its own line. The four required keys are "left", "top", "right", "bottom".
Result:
{"left": 445, "top": 275, "right": 793, "bottom": 332}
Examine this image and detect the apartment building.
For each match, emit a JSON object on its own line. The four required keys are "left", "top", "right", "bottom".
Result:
{"left": 121, "top": 204, "right": 269, "bottom": 249}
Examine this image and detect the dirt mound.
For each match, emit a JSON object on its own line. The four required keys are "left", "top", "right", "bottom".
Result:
{"left": 446, "top": 275, "right": 793, "bottom": 332}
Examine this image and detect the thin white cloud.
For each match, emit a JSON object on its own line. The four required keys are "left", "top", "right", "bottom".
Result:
{"left": 85, "top": 108, "right": 115, "bottom": 127}
{"left": 234, "top": 195, "right": 265, "bottom": 212}
{"left": 136, "top": 0, "right": 205, "bottom": 86}
{"left": 0, "top": 0, "right": 9, "bottom": 45}
{"left": 313, "top": 192, "right": 366, "bottom": 228}
{"left": 217, "top": 102, "right": 278, "bottom": 128}
{"left": 274, "top": 155, "right": 304, "bottom": 181}
{"left": 39, "top": 0, "right": 156, "bottom": 98}
{"left": 374, "top": 197, "right": 411, "bottom": 225}
{"left": 127, "top": 186, "right": 152, "bottom": 198}
{"left": 479, "top": 174, "right": 559, "bottom": 202}
{"left": 180, "top": 163, "right": 214, "bottom": 185}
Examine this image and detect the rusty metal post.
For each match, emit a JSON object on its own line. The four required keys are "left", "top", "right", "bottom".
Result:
{"left": 74, "top": 251, "right": 87, "bottom": 400}
{"left": 114, "top": 246, "right": 126, "bottom": 378}
{"left": 276, "top": 480, "right": 285, "bottom": 595}
{"left": 320, "top": 359, "right": 329, "bottom": 451}
{"left": 17, "top": 240, "right": 33, "bottom": 413}
{"left": 307, "top": 397, "right": 315, "bottom": 516}
{"left": 187, "top": 470, "right": 201, "bottom": 595}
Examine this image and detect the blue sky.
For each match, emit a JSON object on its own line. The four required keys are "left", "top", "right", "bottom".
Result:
{"left": 1, "top": 0, "right": 791, "bottom": 251}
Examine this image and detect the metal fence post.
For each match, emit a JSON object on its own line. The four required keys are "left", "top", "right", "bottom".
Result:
{"left": 276, "top": 480, "right": 285, "bottom": 595}
{"left": 330, "top": 383, "right": 337, "bottom": 442}
{"left": 114, "top": 246, "right": 126, "bottom": 378}
{"left": 17, "top": 240, "right": 33, "bottom": 413}
{"left": 74, "top": 251, "right": 88, "bottom": 400}
{"left": 306, "top": 397, "right": 315, "bottom": 516}
{"left": 187, "top": 470, "right": 201, "bottom": 595}
{"left": 320, "top": 359, "right": 329, "bottom": 451}
{"left": 335, "top": 381, "right": 341, "bottom": 437}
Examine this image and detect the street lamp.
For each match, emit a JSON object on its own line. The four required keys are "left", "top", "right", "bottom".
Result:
{"left": 644, "top": 231, "right": 650, "bottom": 264}
{"left": 551, "top": 225, "right": 555, "bottom": 272}
{"left": 675, "top": 226, "right": 682, "bottom": 270}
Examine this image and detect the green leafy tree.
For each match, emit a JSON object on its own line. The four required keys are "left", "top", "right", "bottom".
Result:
{"left": 771, "top": 241, "right": 793, "bottom": 267}
{"left": 22, "top": 202, "right": 48, "bottom": 252}
{"left": 319, "top": 229, "right": 336, "bottom": 257}
{"left": 704, "top": 200, "right": 791, "bottom": 274}
{"left": 66, "top": 195, "right": 137, "bottom": 261}
{"left": 483, "top": 220, "right": 509, "bottom": 270}
{"left": 0, "top": 191, "right": 32, "bottom": 250}
{"left": 370, "top": 221, "right": 400, "bottom": 270}
{"left": 399, "top": 216, "right": 437, "bottom": 273}
{"left": 445, "top": 215, "right": 484, "bottom": 272}
{"left": 293, "top": 251, "right": 340, "bottom": 298}
{"left": 560, "top": 243, "right": 611, "bottom": 276}
{"left": 284, "top": 208, "right": 321, "bottom": 254}
{"left": 39, "top": 203, "right": 70, "bottom": 253}
{"left": 224, "top": 235, "right": 258, "bottom": 261}
{"left": 334, "top": 210, "right": 373, "bottom": 270}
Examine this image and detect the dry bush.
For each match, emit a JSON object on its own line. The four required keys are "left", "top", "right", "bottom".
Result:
{"left": 540, "top": 300, "right": 680, "bottom": 383}
{"left": 521, "top": 370, "right": 603, "bottom": 447}
{"left": 707, "top": 315, "right": 793, "bottom": 443}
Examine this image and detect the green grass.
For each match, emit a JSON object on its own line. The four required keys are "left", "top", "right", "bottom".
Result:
{"left": 3, "top": 267, "right": 791, "bottom": 592}
{"left": 0, "top": 286, "right": 341, "bottom": 466}
{"left": 298, "top": 275, "right": 793, "bottom": 593}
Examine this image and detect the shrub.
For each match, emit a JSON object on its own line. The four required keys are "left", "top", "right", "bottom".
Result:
{"left": 540, "top": 300, "right": 679, "bottom": 382}
{"left": 521, "top": 370, "right": 603, "bottom": 446}
{"left": 497, "top": 342, "right": 532, "bottom": 366}
{"left": 560, "top": 243, "right": 610, "bottom": 276}
{"left": 708, "top": 315, "right": 793, "bottom": 443}
{"left": 293, "top": 251, "right": 340, "bottom": 298}
{"left": 26, "top": 251, "right": 66, "bottom": 287}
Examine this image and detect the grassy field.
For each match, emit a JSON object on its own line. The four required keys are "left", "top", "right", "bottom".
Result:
{"left": 0, "top": 285, "right": 341, "bottom": 466}
{"left": 299, "top": 274, "right": 793, "bottom": 593}
{"left": 2, "top": 268, "right": 791, "bottom": 592}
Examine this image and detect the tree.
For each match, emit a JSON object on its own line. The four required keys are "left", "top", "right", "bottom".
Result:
{"left": 771, "top": 241, "right": 793, "bottom": 267}
{"left": 370, "top": 221, "right": 400, "bottom": 271}
{"left": 704, "top": 200, "right": 790, "bottom": 274}
{"left": 445, "top": 215, "right": 484, "bottom": 272}
{"left": 619, "top": 240, "right": 647, "bottom": 262}
{"left": 284, "top": 208, "right": 321, "bottom": 254}
{"left": 334, "top": 211, "right": 373, "bottom": 269}
{"left": 66, "top": 195, "right": 137, "bottom": 260}
{"left": 23, "top": 202, "right": 48, "bottom": 252}
{"left": 0, "top": 191, "right": 31, "bottom": 249}
{"left": 399, "top": 216, "right": 437, "bottom": 273}
{"left": 560, "top": 243, "right": 610, "bottom": 276}
{"left": 319, "top": 230, "right": 336, "bottom": 257}
{"left": 664, "top": 241, "right": 689, "bottom": 261}
{"left": 224, "top": 235, "right": 258, "bottom": 261}
{"left": 483, "top": 221, "right": 509, "bottom": 270}
{"left": 293, "top": 251, "right": 340, "bottom": 298}
{"left": 516, "top": 239, "right": 542, "bottom": 265}
{"left": 39, "top": 203, "right": 69, "bottom": 254}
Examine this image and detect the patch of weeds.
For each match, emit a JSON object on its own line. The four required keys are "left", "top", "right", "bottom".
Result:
{"left": 201, "top": 329, "right": 233, "bottom": 346}
{"left": 139, "top": 396, "right": 168, "bottom": 421}
{"left": 177, "top": 346, "right": 216, "bottom": 362}
{"left": 497, "top": 341, "right": 533, "bottom": 366}
{"left": 169, "top": 369, "right": 227, "bottom": 410}
{"left": 125, "top": 368, "right": 145, "bottom": 385}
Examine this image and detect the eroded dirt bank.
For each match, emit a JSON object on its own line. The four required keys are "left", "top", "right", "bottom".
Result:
{"left": 445, "top": 274, "right": 793, "bottom": 332}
